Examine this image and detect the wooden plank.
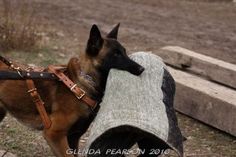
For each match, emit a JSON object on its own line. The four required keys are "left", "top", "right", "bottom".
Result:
{"left": 168, "top": 66, "right": 236, "bottom": 136}
{"left": 156, "top": 46, "right": 236, "bottom": 89}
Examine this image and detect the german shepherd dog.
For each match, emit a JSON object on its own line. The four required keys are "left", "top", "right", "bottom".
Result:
{"left": 0, "top": 24, "right": 144, "bottom": 157}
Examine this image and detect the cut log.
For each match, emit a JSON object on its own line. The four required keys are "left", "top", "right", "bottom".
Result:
{"left": 168, "top": 66, "right": 236, "bottom": 136}
{"left": 157, "top": 46, "right": 236, "bottom": 89}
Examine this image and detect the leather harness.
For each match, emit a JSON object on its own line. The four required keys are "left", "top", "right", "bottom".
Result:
{"left": 0, "top": 55, "right": 97, "bottom": 129}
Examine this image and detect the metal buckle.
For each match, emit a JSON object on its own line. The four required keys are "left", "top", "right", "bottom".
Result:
{"left": 16, "top": 70, "right": 23, "bottom": 78}
{"left": 70, "top": 84, "right": 77, "bottom": 91}
{"left": 27, "top": 88, "right": 37, "bottom": 93}
{"left": 92, "top": 102, "right": 98, "bottom": 110}
{"left": 76, "top": 89, "right": 86, "bottom": 100}
{"left": 70, "top": 84, "right": 86, "bottom": 100}
{"left": 10, "top": 64, "right": 23, "bottom": 78}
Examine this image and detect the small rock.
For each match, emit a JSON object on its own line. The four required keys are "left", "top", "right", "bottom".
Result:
{"left": 38, "top": 32, "right": 47, "bottom": 37}
{"left": 56, "top": 31, "right": 65, "bottom": 37}
{"left": 187, "top": 136, "right": 194, "bottom": 140}
{"left": 53, "top": 46, "right": 59, "bottom": 50}
{"left": 38, "top": 53, "right": 43, "bottom": 58}
{"left": 28, "top": 64, "right": 36, "bottom": 67}
{"left": 43, "top": 36, "right": 50, "bottom": 42}
{"left": 59, "top": 53, "right": 65, "bottom": 57}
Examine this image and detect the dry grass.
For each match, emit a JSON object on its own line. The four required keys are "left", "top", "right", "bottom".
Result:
{"left": 0, "top": 0, "right": 42, "bottom": 52}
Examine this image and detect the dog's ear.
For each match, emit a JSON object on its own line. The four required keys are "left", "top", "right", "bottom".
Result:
{"left": 107, "top": 23, "right": 120, "bottom": 39}
{"left": 86, "top": 24, "right": 103, "bottom": 56}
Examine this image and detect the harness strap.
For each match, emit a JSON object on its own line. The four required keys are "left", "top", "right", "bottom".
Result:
{"left": 0, "top": 55, "right": 12, "bottom": 67}
{"left": 48, "top": 65, "right": 97, "bottom": 109}
{"left": 0, "top": 55, "right": 58, "bottom": 80}
{"left": 0, "top": 70, "right": 58, "bottom": 80}
{"left": 26, "top": 80, "right": 52, "bottom": 129}
{"left": 0, "top": 55, "right": 98, "bottom": 129}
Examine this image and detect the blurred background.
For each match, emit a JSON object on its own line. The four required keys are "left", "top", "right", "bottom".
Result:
{"left": 0, "top": 0, "right": 235, "bottom": 156}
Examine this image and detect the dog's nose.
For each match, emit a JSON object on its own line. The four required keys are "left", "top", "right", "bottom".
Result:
{"left": 138, "top": 66, "right": 145, "bottom": 74}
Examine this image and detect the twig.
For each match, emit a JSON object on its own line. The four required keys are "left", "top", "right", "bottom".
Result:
{"left": 1, "top": 150, "right": 8, "bottom": 157}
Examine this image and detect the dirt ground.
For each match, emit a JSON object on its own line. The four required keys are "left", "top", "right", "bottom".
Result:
{"left": 0, "top": 0, "right": 236, "bottom": 157}
{"left": 29, "top": 0, "right": 236, "bottom": 64}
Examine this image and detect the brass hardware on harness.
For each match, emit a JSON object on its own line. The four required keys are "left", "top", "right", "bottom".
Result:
{"left": 9, "top": 63, "right": 24, "bottom": 78}
{"left": 48, "top": 65, "right": 97, "bottom": 108}
{"left": 77, "top": 91, "right": 86, "bottom": 100}
{"left": 70, "top": 84, "right": 77, "bottom": 91}
{"left": 10, "top": 64, "right": 21, "bottom": 71}
{"left": 27, "top": 88, "right": 37, "bottom": 93}
{"left": 0, "top": 55, "right": 98, "bottom": 129}
{"left": 70, "top": 84, "right": 86, "bottom": 99}
{"left": 26, "top": 79, "right": 52, "bottom": 129}
{"left": 16, "top": 70, "right": 23, "bottom": 78}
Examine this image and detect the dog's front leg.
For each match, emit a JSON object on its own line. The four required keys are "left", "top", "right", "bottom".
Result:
{"left": 43, "top": 128, "right": 74, "bottom": 157}
{"left": 67, "top": 113, "right": 95, "bottom": 154}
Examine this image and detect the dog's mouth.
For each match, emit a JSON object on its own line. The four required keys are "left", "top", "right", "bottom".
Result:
{"left": 137, "top": 66, "right": 145, "bottom": 75}
{"left": 121, "top": 57, "right": 145, "bottom": 76}
{"left": 128, "top": 65, "right": 145, "bottom": 76}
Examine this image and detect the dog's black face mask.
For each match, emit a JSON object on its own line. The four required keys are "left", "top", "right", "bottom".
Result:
{"left": 86, "top": 24, "right": 144, "bottom": 76}
{"left": 101, "top": 40, "right": 145, "bottom": 76}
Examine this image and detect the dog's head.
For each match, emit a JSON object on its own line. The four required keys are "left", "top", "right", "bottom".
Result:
{"left": 86, "top": 24, "right": 144, "bottom": 76}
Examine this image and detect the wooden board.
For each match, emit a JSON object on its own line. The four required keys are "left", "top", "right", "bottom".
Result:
{"left": 168, "top": 66, "right": 236, "bottom": 136}
{"left": 156, "top": 46, "right": 236, "bottom": 89}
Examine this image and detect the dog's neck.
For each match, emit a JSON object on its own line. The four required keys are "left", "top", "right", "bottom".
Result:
{"left": 79, "top": 71, "right": 96, "bottom": 87}
{"left": 68, "top": 55, "right": 108, "bottom": 101}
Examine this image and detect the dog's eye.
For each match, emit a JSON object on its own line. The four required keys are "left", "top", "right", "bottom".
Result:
{"left": 114, "top": 53, "right": 120, "bottom": 57}
{"left": 114, "top": 50, "right": 121, "bottom": 57}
